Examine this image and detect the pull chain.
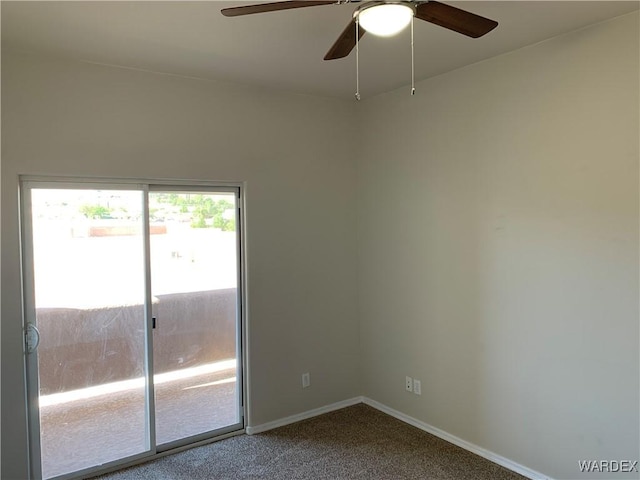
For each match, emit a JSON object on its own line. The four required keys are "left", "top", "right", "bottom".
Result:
{"left": 355, "top": 12, "right": 415, "bottom": 100}
{"left": 411, "top": 15, "right": 415, "bottom": 96}
{"left": 355, "top": 17, "right": 361, "bottom": 101}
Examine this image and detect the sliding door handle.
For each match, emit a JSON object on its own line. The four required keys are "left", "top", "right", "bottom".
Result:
{"left": 25, "top": 323, "right": 40, "bottom": 353}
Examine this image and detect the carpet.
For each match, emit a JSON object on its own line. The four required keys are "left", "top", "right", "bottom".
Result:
{"left": 93, "top": 403, "right": 528, "bottom": 479}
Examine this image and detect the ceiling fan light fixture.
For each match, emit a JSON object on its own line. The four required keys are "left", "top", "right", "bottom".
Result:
{"left": 356, "top": 3, "right": 414, "bottom": 37}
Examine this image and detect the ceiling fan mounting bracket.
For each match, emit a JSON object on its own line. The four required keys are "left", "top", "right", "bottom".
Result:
{"left": 352, "top": 1, "right": 417, "bottom": 22}
{"left": 353, "top": 1, "right": 416, "bottom": 18}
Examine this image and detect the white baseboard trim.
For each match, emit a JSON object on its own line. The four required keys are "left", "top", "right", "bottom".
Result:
{"left": 362, "top": 397, "right": 552, "bottom": 480}
{"left": 245, "top": 396, "right": 363, "bottom": 435}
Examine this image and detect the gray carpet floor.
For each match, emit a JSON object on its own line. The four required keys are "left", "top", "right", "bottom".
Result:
{"left": 94, "top": 403, "right": 528, "bottom": 480}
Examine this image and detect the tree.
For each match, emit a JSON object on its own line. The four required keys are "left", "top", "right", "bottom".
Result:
{"left": 80, "top": 204, "right": 111, "bottom": 219}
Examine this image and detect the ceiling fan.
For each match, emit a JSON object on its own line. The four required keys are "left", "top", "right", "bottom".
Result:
{"left": 220, "top": 1, "right": 499, "bottom": 60}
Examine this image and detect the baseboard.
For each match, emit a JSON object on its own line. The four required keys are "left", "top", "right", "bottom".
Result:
{"left": 362, "top": 397, "right": 552, "bottom": 480}
{"left": 245, "top": 396, "right": 364, "bottom": 435}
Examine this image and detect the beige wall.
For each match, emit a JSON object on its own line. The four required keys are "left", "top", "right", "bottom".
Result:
{"left": 357, "top": 12, "right": 639, "bottom": 480}
{"left": 1, "top": 52, "right": 360, "bottom": 479}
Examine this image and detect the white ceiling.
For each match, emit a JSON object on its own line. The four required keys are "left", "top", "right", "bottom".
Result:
{"left": 2, "top": 1, "right": 638, "bottom": 99}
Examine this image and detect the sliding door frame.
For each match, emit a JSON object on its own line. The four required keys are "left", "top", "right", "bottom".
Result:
{"left": 148, "top": 184, "right": 245, "bottom": 452}
{"left": 21, "top": 179, "right": 154, "bottom": 480}
{"left": 20, "top": 176, "right": 247, "bottom": 480}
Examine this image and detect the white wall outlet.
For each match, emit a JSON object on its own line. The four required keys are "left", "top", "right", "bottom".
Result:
{"left": 302, "top": 372, "right": 310, "bottom": 388}
{"left": 405, "top": 376, "right": 413, "bottom": 392}
{"left": 413, "top": 379, "right": 421, "bottom": 395}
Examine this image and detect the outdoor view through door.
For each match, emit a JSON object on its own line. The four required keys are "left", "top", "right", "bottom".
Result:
{"left": 149, "top": 191, "right": 240, "bottom": 446}
{"left": 24, "top": 183, "right": 243, "bottom": 480}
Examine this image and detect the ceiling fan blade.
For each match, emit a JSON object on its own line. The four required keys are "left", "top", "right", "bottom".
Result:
{"left": 415, "top": 1, "right": 498, "bottom": 38}
{"left": 324, "top": 19, "right": 366, "bottom": 60}
{"left": 221, "top": 1, "right": 336, "bottom": 17}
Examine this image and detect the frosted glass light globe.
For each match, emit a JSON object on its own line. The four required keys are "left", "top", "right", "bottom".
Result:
{"left": 357, "top": 3, "right": 414, "bottom": 37}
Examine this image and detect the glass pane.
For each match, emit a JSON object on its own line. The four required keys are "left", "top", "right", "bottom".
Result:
{"left": 149, "top": 191, "right": 239, "bottom": 445}
{"left": 31, "top": 188, "right": 148, "bottom": 479}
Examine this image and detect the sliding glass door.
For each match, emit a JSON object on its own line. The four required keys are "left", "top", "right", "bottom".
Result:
{"left": 22, "top": 180, "right": 244, "bottom": 480}
{"left": 24, "top": 187, "right": 150, "bottom": 479}
{"left": 149, "top": 190, "right": 241, "bottom": 447}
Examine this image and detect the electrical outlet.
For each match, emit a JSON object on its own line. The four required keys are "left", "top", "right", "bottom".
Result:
{"left": 413, "top": 379, "right": 421, "bottom": 395}
{"left": 405, "top": 376, "right": 413, "bottom": 392}
{"left": 302, "top": 372, "right": 310, "bottom": 388}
